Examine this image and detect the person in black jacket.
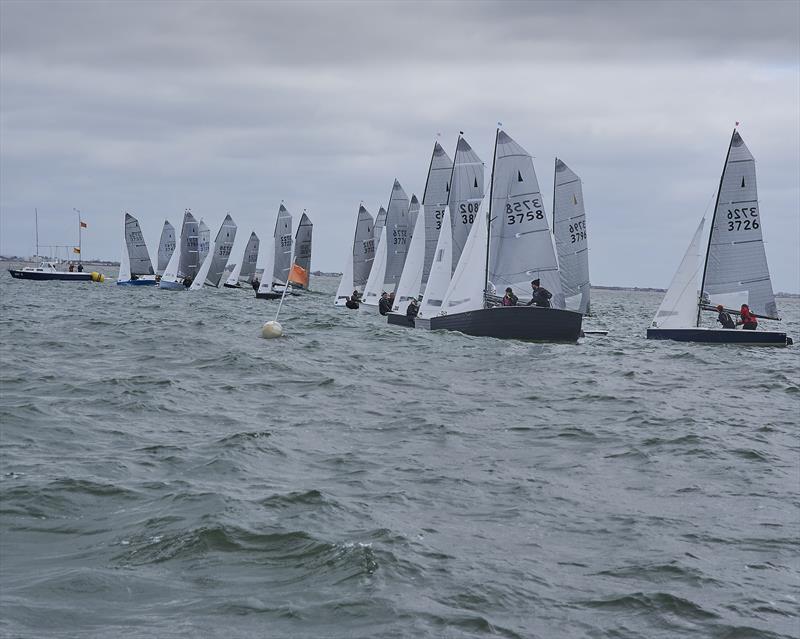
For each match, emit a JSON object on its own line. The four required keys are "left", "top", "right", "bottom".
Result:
{"left": 406, "top": 297, "right": 420, "bottom": 322}
{"left": 378, "top": 292, "right": 391, "bottom": 315}
{"left": 527, "top": 279, "right": 552, "bottom": 307}
{"left": 716, "top": 304, "right": 735, "bottom": 329}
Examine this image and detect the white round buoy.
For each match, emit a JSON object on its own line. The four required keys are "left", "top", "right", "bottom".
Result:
{"left": 261, "top": 320, "right": 283, "bottom": 339}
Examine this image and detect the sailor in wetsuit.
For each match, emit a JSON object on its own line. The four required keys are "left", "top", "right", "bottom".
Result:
{"left": 406, "top": 297, "right": 420, "bottom": 323}
{"left": 716, "top": 304, "right": 735, "bottom": 329}
{"left": 378, "top": 291, "right": 392, "bottom": 316}
{"left": 526, "top": 279, "right": 552, "bottom": 307}
{"left": 345, "top": 289, "right": 361, "bottom": 309}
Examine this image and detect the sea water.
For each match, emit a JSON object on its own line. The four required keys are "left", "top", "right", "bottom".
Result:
{"left": 1, "top": 271, "right": 797, "bottom": 638}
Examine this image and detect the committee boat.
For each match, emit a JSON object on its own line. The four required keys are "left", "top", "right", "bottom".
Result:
{"left": 411, "top": 130, "right": 582, "bottom": 342}
{"left": 647, "top": 129, "right": 791, "bottom": 346}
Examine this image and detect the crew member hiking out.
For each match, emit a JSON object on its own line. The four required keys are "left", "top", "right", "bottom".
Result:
{"left": 526, "top": 279, "right": 552, "bottom": 307}
{"left": 378, "top": 292, "right": 391, "bottom": 316}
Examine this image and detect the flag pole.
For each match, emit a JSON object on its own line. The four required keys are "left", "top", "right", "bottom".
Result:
{"left": 73, "top": 208, "right": 82, "bottom": 263}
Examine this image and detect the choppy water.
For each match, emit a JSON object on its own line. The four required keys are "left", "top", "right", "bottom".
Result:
{"left": 1, "top": 268, "right": 798, "bottom": 639}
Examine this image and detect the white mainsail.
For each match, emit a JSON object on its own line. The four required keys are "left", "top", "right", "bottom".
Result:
{"left": 272, "top": 204, "right": 293, "bottom": 286}
{"left": 157, "top": 220, "right": 176, "bottom": 276}
{"left": 418, "top": 206, "right": 453, "bottom": 318}
{"left": 651, "top": 219, "right": 705, "bottom": 329}
{"left": 256, "top": 231, "right": 276, "bottom": 295}
{"left": 701, "top": 130, "right": 778, "bottom": 319}
{"left": 190, "top": 247, "right": 214, "bottom": 291}
{"left": 124, "top": 213, "right": 154, "bottom": 276}
{"left": 362, "top": 226, "right": 388, "bottom": 307}
{"left": 440, "top": 197, "right": 487, "bottom": 314}
{"left": 383, "top": 179, "right": 410, "bottom": 292}
{"left": 449, "top": 136, "right": 484, "bottom": 274}
{"left": 198, "top": 220, "right": 210, "bottom": 268}
{"left": 392, "top": 203, "right": 426, "bottom": 314}
{"left": 553, "top": 159, "right": 591, "bottom": 314}
{"left": 353, "top": 205, "right": 375, "bottom": 288}
{"left": 422, "top": 141, "right": 453, "bottom": 285}
{"left": 334, "top": 244, "right": 355, "bottom": 306}
{"left": 204, "top": 214, "right": 237, "bottom": 287}
{"left": 178, "top": 211, "right": 199, "bottom": 280}
{"left": 487, "top": 130, "right": 563, "bottom": 306}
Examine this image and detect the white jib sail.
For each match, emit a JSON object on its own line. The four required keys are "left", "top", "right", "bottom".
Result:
{"left": 423, "top": 141, "right": 453, "bottom": 285}
{"left": 334, "top": 244, "right": 355, "bottom": 306}
{"left": 205, "top": 214, "right": 237, "bottom": 287}
{"left": 198, "top": 220, "right": 210, "bottom": 267}
{"left": 190, "top": 247, "right": 214, "bottom": 291}
{"left": 449, "top": 136, "right": 484, "bottom": 274}
{"left": 117, "top": 237, "right": 131, "bottom": 282}
{"left": 392, "top": 202, "right": 426, "bottom": 313}
{"left": 225, "top": 257, "right": 244, "bottom": 287}
{"left": 440, "top": 198, "right": 486, "bottom": 315}
{"left": 124, "top": 213, "right": 155, "bottom": 276}
{"left": 487, "top": 130, "right": 563, "bottom": 306}
{"left": 553, "top": 159, "right": 591, "bottom": 314}
{"left": 408, "top": 194, "right": 420, "bottom": 238}
{"left": 702, "top": 130, "right": 778, "bottom": 318}
{"left": 418, "top": 205, "right": 453, "bottom": 318}
{"left": 651, "top": 218, "right": 705, "bottom": 329}
{"left": 362, "top": 226, "right": 388, "bottom": 307}
{"left": 157, "top": 220, "right": 176, "bottom": 276}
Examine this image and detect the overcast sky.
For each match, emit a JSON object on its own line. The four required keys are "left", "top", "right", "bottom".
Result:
{"left": 1, "top": 0, "right": 798, "bottom": 290}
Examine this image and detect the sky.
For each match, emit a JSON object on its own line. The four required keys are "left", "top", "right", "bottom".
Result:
{"left": 1, "top": 0, "right": 798, "bottom": 290}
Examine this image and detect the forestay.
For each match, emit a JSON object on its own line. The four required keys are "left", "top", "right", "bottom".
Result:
{"left": 383, "top": 180, "right": 410, "bottom": 291}
{"left": 422, "top": 141, "right": 453, "bottom": 285}
{"left": 272, "top": 204, "right": 293, "bottom": 286}
{"left": 487, "top": 130, "right": 562, "bottom": 306}
{"left": 418, "top": 206, "right": 452, "bottom": 318}
{"left": 362, "top": 226, "right": 388, "bottom": 306}
{"left": 124, "top": 213, "right": 154, "bottom": 276}
{"left": 353, "top": 205, "right": 375, "bottom": 289}
{"left": 651, "top": 219, "right": 705, "bottom": 329}
{"left": 392, "top": 203, "right": 425, "bottom": 313}
{"left": 205, "top": 214, "right": 237, "bottom": 287}
{"left": 157, "top": 220, "right": 176, "bottom": 276}
{"left": 178, "top": 210, "right": 199, "bottom": 280}
{"left": 449, "top": 137, "right": 484, "bottom": 274}
{"left": 553, "top": 159, "right": 590, "bottom": 313}
{"left": 702, "top": 130, "right": 778, "bottom": 319}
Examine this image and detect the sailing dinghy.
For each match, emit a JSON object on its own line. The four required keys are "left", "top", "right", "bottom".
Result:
{"left": 256, "top": 204, "right": 294, "bottom": 300}
{"left": 647, "top": 129, "right": 791, "bottom": 346}
{"left": 190, "top": 214, "right": 237, "bottom": 290}
{"left": 158, "top": 209, "right": 199, "bottom": 290}
{"left": 413, "top": 129, "right": 583, "bottom": 342}
{"left": 224, "top": 232, "right": 260, "bottom": 288}
{"left": 288, "top": 212, "right": 313, "bottom": 290}
{"left": 361, "top": 226, "right": 388, "bottom": 308}
{"left": 334, "top": 205, "right": 375, "bottom": 306}
{"left": 387, "top": 201, "right": 426, "bottom": 324}
{"left": 117, "top": 212, "right": 156, "bottom": 285}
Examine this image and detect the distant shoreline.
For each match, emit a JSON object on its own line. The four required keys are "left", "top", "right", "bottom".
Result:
{"left": 1, "top": 258, "right": 797, "bottom": 297}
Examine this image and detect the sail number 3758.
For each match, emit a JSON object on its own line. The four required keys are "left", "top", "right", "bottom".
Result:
{"left": 506, "top": 199, "right": 544, "bottom": 225}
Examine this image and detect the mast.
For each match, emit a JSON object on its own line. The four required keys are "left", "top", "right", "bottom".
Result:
{"left": 73, "top": 207, "right": 82, "bottom": 264}
{"left": 696, "top": 128, "right": 736, "bottom": 327}
{"left": 552, "top": 158, "right": 557, "bottom": 235}
{"left": 484, "top": 127, "right": 499, "bottom": 298}
{"left": 35, "top": 208, "right": 39, "bottom": 259}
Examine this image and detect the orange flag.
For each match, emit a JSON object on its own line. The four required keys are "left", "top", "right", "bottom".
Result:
{"left": 287, "top": 264, "right": 308, "bottom": 289}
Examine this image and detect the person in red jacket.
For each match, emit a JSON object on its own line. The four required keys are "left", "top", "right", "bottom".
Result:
{"left": 737, "top": 304, "right": 758, "bottom": 330}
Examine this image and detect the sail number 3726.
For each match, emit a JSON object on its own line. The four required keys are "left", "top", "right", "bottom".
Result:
{"left": 727, "top": 207, "right": 759, "bottom": 231}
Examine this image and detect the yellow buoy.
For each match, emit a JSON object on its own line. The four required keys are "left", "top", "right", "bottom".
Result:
{"left": 261, "top": 320, "right": 283, "bottom": 339}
